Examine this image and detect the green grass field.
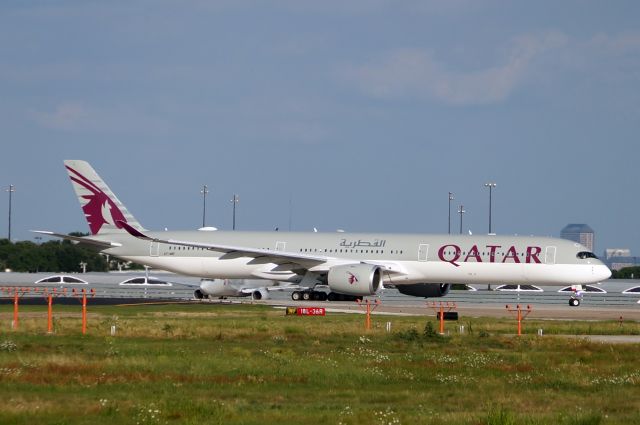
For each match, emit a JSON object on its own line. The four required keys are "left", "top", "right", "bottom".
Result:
{"left": 1, "top": 303, "right": 639, "bottom": 424}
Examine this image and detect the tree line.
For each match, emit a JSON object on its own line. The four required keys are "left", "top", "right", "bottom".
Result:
{"left": 611, "top": 267, "right": 640, "bottom": 279}
{"left": 0, "top": 234, "right": 143, "bottom": 273}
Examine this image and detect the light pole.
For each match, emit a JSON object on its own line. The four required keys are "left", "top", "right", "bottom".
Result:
{"left": 458, "top": 205, "right": 465, "bottom": 234}
{"left": 448, "top": 192, "right": 454, "bottom": 234}
{"left": 6, "top": 185, "right": 15, "bottom": 241}
{"left": 484, "top": 182, "right": 497, "bottom": 234}
{"left": 288, "top": 194, "right": 293, "bottom": 231}
{"left": 231, "top": 194, "right": 239, "bottom": 230}
{"left": 200, "top": 185, "right": 209, "bottom": 228}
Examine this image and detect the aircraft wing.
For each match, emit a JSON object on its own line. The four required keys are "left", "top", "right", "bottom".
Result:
{"left": 117, "top": 221, "right": 328, "bottom": 269}
{"left": 117, "top": 221, "right": 408, "bottom": 276}
{"left": 31, "top": 230, "right": 122, "bottom": 249}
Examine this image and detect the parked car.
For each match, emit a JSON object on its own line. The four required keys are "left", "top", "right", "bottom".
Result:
{"left": 35, "top": 275, "right": 88, "bottom": 285}
{"left": 118, "top": 277, "right": 173, "bottom": 286}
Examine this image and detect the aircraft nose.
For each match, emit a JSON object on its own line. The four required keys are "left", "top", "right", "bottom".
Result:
{"left": 594, "top": 264, "right": 612, "bottom": 281}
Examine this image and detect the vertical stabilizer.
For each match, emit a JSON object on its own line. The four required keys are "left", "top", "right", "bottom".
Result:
{"left": 64, "top": 160, "right": 145, "bottom": 235}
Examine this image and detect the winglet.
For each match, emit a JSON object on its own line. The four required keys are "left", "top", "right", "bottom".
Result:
{"left": 117, "top": 220, "right": 152, "bottom": 240}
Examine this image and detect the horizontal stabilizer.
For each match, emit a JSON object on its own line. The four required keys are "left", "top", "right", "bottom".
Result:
{"left": 31, "top": 230, "right": 121, "bottom": 248}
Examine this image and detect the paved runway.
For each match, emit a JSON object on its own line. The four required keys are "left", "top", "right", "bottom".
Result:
{"left": 0, "top": 272, "right": 639, "bottom": 321}
{"left": 257, "top": 298, "right": 640, "bottom": 321}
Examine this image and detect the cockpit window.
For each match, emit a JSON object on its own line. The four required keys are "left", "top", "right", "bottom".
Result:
{"left": 577, "top": 251, "right": 598, "bottom": 260}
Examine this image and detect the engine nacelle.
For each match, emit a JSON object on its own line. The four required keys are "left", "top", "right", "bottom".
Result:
{"left": 251, "top": 288, "right": 269, "bottom": 300}
{"left": 396, "top": 283, "right": 451, "bottom": 298}
{"left": 327, "top": 264, "right": 382, "bottom": 296}
{"left": 194, "top": 289, "right": 207, "bottom": 299}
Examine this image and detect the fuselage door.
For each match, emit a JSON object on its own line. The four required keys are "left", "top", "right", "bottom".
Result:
{"left": 545, "top": 246, "right": 556, "bottom": 265}
{"left": 275, "top": 241, "right": 286, "bottom": 252}
{"left": 418, "top": 244, "right": 429, "bottom": 262}
{"left": 150, "top": 241, "right": 160, "bottom": 257}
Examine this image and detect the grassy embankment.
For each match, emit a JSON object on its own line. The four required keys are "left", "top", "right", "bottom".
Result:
{"left": 0, "top": 303, "right": 639, "bottom": 424}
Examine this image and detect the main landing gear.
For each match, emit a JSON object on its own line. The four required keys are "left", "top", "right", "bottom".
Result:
{"left": 569, "top": 297, "right": 581, "bottom": 307}
{"left": 291, "top": 290, "right": 327, "bottom": 301}
{"left": 291, "top": 291, "right": 363, "bottom": 302}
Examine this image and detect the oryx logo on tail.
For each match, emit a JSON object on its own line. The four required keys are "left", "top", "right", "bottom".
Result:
{"left": 66, "top": 165, "right": 126, "bottom": 234}
{"left": 64, "top": 160, "right": 145, "bottom": 235}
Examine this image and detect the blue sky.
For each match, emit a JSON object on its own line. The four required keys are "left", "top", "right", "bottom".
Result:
{"left": 1, "top": 1, "right": 639, "bottom": 255}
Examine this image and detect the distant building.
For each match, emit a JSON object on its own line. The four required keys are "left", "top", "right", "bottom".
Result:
{"left": 560, "top": 224, "right": 594, "bottom": 252}
{"left": 609, "top": 257, "right": 640, "bottom": 271}
{"left": 602, "top": 248, "right": 640, "bottom": 271}
{"left": 604, "top": 249, "right": 631, "bottom": 260}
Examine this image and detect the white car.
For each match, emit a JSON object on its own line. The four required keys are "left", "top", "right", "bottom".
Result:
{"left": 494, "top": 284, "right": 543, "bottom": 292}
{"left": 35, "top": 275, "right": 88, "bottom": 285}
{"left": 118, "top": 277, "right": 173, "bottom": 286}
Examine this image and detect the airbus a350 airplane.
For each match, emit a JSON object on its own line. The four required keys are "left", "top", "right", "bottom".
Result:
{"left": 35, "top": 160, "right": 611, "bottom": 306}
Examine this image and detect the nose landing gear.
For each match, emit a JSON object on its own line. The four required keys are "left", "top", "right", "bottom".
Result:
{"left": 569, "top": 285, "right": 584, "bottom": 307}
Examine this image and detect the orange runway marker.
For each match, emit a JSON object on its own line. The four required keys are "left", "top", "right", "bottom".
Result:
{"left": 506, "top": 304, "right": 533, "bottom": 336}
{"left": 356, "top": 298, "right": 381, "bottom": 330}
{"left": 427, "top": 302, "right": 457, "bottom": 335}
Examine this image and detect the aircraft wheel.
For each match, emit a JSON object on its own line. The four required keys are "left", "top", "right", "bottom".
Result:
{"left": 318, "top": 292, "right": 328, "bottom": 301}
{"left": 302, "top": 291, "right": 312, "bottom": 301}
{"left": 291, "top": 291, "right": 301, "bottom": 301}
{"left": 327, "top": 292, "right": 337, "bottom": 301}
{"left": 569, "top": 298, "right": 580, "bottom": 307}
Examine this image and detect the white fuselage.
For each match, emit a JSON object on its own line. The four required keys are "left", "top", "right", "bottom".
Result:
{"left": 101, "top": 231, "right": 611, "bottom": 287}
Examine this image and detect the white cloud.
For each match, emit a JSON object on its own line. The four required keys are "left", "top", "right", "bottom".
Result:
{"left": 34, "top": 101, "right": 89, "bottom": 130}
{"left": 29, "top": 100, "right": 172, "bottom": 137}
{"left": 589, "top": 31, "right": 640, "bottom": 52}
{"left": 276, "top": 120, "right": 328, "bottom": 145}
{"left": 341, "top": 31, "right": 568, "bottom": 105}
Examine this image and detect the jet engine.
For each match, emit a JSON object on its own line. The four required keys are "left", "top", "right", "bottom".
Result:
{"left": 396, "top": 283, "right": 451, "bottom": 298}
{"left": 194, "top": 289, "right": 207, "bottom": 299}
{"left": 251, "top": 288, "right": 269, "bottom": 300}
{"left": 327, "top": 264, "right": 382, "bottom": 296}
